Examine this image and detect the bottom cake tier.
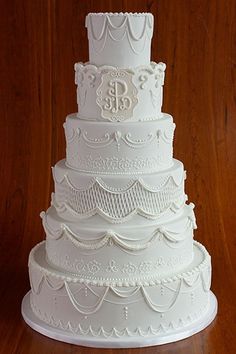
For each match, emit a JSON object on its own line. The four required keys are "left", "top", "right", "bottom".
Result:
{"left": 22, "top": 240, "right": 217, "bottom": 347}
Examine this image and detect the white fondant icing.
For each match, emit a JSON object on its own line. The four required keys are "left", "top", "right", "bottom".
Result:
{"left": 75, "top": 62, "right": 165, "bottom": 122}
{"left": 64, "top": 114, "right": 175, "bottom": 174}
{"left": 52, "top": 159, "right": 186, "bottom": 223}
{"left": 28, "top": 241, "right": 212, "bottom": 337}
{"left": 96, "top": 69, "right": 138, "bottom": 121}
{"left": 42, "top": 205, "right": 196, "bottom": 280}
{"left": 86, "top": 13, "right": 153, "bottom": 67}
{"left": 22, "top": 12, "right": 217, "bottom": 346}
{"left": 43, "top": 202, "right": 195, "bottom": 234}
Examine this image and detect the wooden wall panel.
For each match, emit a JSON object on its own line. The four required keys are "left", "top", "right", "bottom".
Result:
{"left": 0, "top": 1, "right": 235, "bottom": 353}
{"left": 0, "top": 1, "right": 52, "bottom": 260}
{"left": 0, "top": 1, "right": 52, "bottom": 353}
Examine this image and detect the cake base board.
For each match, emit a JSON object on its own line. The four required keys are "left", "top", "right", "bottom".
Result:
{"left": 21, "top": 291, "right": 217, "bottom": 348}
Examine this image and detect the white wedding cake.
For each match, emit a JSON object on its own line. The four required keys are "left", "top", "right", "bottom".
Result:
{"left": 22, "top": 12, "right": 217, "bottom": 347}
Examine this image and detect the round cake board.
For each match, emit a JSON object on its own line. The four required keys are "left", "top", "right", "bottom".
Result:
{"left": 21, "top": 291, "right": 217, "bottom": 348}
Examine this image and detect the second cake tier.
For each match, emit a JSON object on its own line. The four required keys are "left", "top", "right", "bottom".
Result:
{"left": 42, "top": 203, "right": 196, "bottom": 286}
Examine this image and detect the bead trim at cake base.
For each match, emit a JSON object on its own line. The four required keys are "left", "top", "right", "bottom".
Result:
{"left": 21, "top": 291, "right": 217, "bottom": 348}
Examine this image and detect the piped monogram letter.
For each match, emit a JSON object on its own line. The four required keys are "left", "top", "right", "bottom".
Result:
{"left": 96, "top": 69, "right": 138, "bottom": 122}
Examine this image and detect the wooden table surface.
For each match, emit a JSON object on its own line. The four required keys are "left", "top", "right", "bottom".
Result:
{"left": 0, "top": 1, "right": 235, "bottom": 353}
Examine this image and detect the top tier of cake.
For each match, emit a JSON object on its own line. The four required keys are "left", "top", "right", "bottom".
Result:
{"left": 86, "top": 13, "right": 154, "bottom": 67}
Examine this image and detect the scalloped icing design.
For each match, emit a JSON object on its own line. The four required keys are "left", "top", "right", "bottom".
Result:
{"left": 52, "top": 170, "right": 186, "bottom": 222}
{"left": 64, "top": 121, "right": 175, "bottom": 151}
{"left": 51, "top": 193, "right": 187, "bottom": 223}
{"left": 30, "top": 297, "right": 210, "bottom": 338}
{"left": 43, "top": 204, "right": 196, "bottom": 279}
{"left": 86, "top": 14, "right": 153, "bottom": 52}
{"left": 41, "top": 210, "right": 196, "bottom": 251}
{"left": 64, "top": 114, "right": 174, "bottom": 174}
{"left": 29, "top": 241, "right": 211, "bottom": 338}
{"left": 53, "top": 164, "right": 184, "bottom": 192}
{"left": 86, "top": 13, "right": 153, "bottom": 67}
{"left": 23, "top": 12, "right": 217, "bottom": 342}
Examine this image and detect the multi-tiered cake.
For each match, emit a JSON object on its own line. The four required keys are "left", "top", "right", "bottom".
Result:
{"left": 22, "top": 12, "right": 217, "bottom": 347}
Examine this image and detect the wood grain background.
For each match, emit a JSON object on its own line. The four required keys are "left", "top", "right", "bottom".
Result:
{"left": 0, "top": 1, "right": 235, "bottom": 353}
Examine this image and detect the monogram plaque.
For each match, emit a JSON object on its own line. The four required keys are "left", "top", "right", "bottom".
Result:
{"left": 96, "top": 69, "right": 138, "bottom": 122}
